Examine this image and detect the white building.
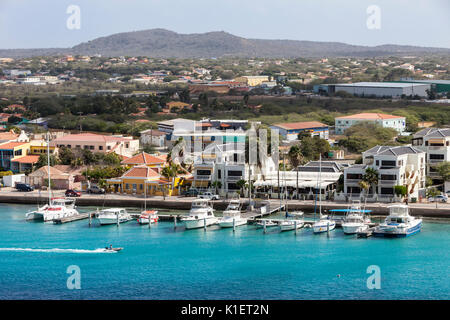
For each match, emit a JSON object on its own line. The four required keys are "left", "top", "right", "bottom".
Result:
{"left": 412, "top": 128, "right": 450, "bottom": 181}
{"left": 343, "top": 146, "right": 426, "bottom": 201}
{"left": 335, "top": 113, "right": 406, "bottom": 135}
{"left": 329, "top": 82, "right": 430, "bottom": 98}
{"left": 140, "top": 129, "right": 167, "bottom": 148}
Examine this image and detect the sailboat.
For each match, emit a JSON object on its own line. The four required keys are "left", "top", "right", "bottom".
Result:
{"left": 279, "top": 153, "right": 304, "bottom": 232}
{"left": 137, "top": 182, "right": 159, "bottom": 224}
{"left": 26, "top": 132, "right": 80, "bottom": 222}
{"left": 312, "top": 154, "right": 336, "bottom": 234}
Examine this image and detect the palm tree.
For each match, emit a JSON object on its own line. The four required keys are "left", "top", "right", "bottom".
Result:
{"left": 161, "top": 163, "right": 178, "bottom": 199}
{"left": 236, "top": 179, "right": 247, "bottom": 197}
{"left": 363, "top": 167, "right": 379, "bottom": 196}
{"left": 358, "top": 180, "right": 370, "bottom": 206}
{"left": 288, "top": 145, "right": 303, "bottom": 199}
{"left": 211, "top": 181, "right": 222, "bottom": 195}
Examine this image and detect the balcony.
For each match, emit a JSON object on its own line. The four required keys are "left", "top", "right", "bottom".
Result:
{"left": 226, "top": 176, "right": 243, "bottom": 181}
{"left": 195, "top": 175, "right": 211, "bottom": 180}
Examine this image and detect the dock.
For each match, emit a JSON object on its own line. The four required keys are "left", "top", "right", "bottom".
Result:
{"left": 53, "top": 212, "right": 93, "bottom": 224}
{"left": 243, "top": 202, "right": 286, "bottom": 221}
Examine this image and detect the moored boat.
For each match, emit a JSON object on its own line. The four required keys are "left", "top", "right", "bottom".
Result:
{"left": 218, "top": 199, "right": 247, "bottom": 228}
{"left": 181, "top": 199, "right": 218, "bottom": 229}
{"left": 96, "top": 208, "right": 132, "bottom": 225}
{"left": 137, "top": 210, "right": 159, "bottom": 224}
{"left": 373, "top": 205, "right": 422, "bottom": 237}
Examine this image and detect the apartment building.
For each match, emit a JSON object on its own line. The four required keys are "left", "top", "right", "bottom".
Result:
{"left": 51, "top": 133, "right": 139, "bottom": 158}
{"left": 335, "top": 113, "right": 406, "bottom": 134}
{"left": 412, "top": 128, "right": 450, "bottom": 180}
{"left": 343, "top": 145, "right": 426, "bottom": 201}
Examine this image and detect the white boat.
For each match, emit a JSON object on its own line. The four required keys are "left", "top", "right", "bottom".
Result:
{"left": 181, "top": 199, "right": 218, "bottom": 229}
{"left": 340, "top": 201, "right": 372, "bottom": 234}
{"left": 26, "top": 197, "right": 80, "bottom": 222}
{"left": 137, "top": 210, "right": 159, "bottom": 224}
{"left": 313, "top": 216, "right": 336, "bottom": 233}
{"left": 279, "top": 211, "right": 305, "bottom": 232}
{"left": 255, "top": 220, "right": 278, "bottom": 229}
{"left": 373, "top": 205, "right": 422, "bottom": 237}
{"left": 96, "top": 208, "right": 132, "bottom": 225}
{"left": 218, "top": 199, "right": 247, "bottom": 228}
{"left": 312, "top": 154, "right": 335, "bottom": 234}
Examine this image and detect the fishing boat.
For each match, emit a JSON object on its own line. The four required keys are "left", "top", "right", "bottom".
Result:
{"left": 137, "top": 186, "right": 158, "bottom": 224}
{"left": 332, "top": 201, "right": 372, "bottom": 234}
{"left": 26, "top": 132, "right": 80, "bottom": 222}
{"left": 279, "top": 211, "right": 305, "bottom": 232}
{"left": 181, "top": 199, "right": 218, "bottom": 229}
{"left": 137, "top": 210, "right": 159, "bottom": 224}
{"left": 373, "top": 205, "right": 422, "bottom": 237}
{"left": 312, "top": 154, "right": 336, "bottom": 234}
{"left": 218, "top": 198, "right": 247, "bottom": 228}
{"left": 96, "top": 208, "right": 132, "bottom": 225}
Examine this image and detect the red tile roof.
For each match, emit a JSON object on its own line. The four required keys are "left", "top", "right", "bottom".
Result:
{"left": 336, "top": 113, "right": 404, "bottom": 120}
{"left": 121, "top": 152, "right": 165, "bottom": 165}
{"left": 0, "top": 142, "right": 27, "bottom": 149}
{"left": 11, "top": 155, "right": 40, "bottom": 164}
{"left": 273, "top": 121, "right": 328, "bottom": 130}
{"left": 122, "top": 166, "right": 160, "bottom": 178}
{"left": 53, "top": 133, "right": 131, "bottom": 143}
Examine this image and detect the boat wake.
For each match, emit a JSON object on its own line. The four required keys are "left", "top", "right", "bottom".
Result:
{"left": 0, "top": 247, "right": 118, "bottom": 253}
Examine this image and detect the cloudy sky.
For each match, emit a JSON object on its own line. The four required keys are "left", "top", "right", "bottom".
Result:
{"left": 0, "top": 0, "right": 449, "bottom": 49}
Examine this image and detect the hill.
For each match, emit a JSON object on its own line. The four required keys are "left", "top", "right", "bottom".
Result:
{"left": 1, "top": 28, "right": 450, "bottom": 58}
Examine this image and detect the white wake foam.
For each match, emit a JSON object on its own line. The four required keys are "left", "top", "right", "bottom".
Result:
{"left": 0, "top": 248, "right": 117, "bottom": 253}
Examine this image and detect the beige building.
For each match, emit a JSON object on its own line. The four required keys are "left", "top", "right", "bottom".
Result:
{"left": 234, "top": 76, "right": 269, "bottom": 87}
{"left": 51, "top": 133, "right": 140, "bottom": 158}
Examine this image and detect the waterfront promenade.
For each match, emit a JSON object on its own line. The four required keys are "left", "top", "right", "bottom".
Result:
{"left": 1, "top": 189, "right": 450, "bottom": 218}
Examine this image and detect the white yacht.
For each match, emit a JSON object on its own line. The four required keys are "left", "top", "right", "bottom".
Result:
{"left": 339, "top": 202, "right": 372, "bottom": 234}
{"left": 218, "top": 199, "right": 247, "bottom": 228}
{"left": 279, "top": 211, "right": 305, "bottom": 232}
{"left": 96, "top": 208, "right": 132, "bottom": 225}
{"left": 181, "top": 199, "right": 218, "bottom": 229}
{"left": 255, "top": 220, "right": 278, "bottom": 229}
{"left": 26, "top": 197, "right": 79, "bottom": 222}
{"left": 313, "top": 216, "right": 336, "bottom": 233}
{"left": 373, "top": 205, "right": 422, "bottom": 237}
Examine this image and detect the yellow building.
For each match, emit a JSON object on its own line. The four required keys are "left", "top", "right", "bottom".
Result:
{"left": 234, "top": 76, "right": 269, "bottom": 87}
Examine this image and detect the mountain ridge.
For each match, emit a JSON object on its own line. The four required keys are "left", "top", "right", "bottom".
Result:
{"left": 1, "top": 28, "right": 449, "bottom": 58}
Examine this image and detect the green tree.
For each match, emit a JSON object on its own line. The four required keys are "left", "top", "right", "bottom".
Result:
{"left": 58, "top": 146, "right": 75, "bottom": 165}
{"left": 35, "top": 154, "right": 58, "bottom": 169}
{"left": 435, "top": 162, "right": 450, "bottom": 182}
{"left": 211, "top": 181, "right": 222, "bottom": 195}
{"left": 236, "top": 179, "right": 247, "bottom": 197}
{"left": 394, "top": 185, "right": 407, "bottom": 199}
{"left": 362, "top": 167, "right": 379, "bottom": 194}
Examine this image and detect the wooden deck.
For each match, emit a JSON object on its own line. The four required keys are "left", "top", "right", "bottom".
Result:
{"left": 53, "top": 212, "right": 92, "bottom": 224}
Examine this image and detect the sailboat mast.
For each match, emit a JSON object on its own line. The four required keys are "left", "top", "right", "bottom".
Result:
{"left": 47, "top": 132, "right": 51, "bottom": 204}
{"left": 318, "top": 154, "right": 322, "bottom": 216}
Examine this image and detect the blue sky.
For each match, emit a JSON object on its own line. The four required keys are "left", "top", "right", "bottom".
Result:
{"left": 0, "top": 0, "right": 449, "bottom": 49}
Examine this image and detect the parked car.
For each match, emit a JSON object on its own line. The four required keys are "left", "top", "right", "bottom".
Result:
{"left": 198, "top": 192, "right": 220, "bottom": 200}
{"left": 65, "top": 189, "right": 81, "bottom": 197}
{"left": 15, "top": 183, "right": 34, "bottom": 192}
{"left": 181, "top": 188, "right": 199, "bottom": 197}
{"left": 428, "top": 195, "right": 448, "bottom": 203}
{"left": 87, "top": 185, "right": 105, "bottom": 194}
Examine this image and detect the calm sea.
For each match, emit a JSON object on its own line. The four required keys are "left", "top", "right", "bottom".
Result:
{"left": 0, "top": 203, "right": 449, "bottom": 300}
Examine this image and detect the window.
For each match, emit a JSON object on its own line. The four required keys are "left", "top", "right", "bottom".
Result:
{"left": 430, "top": 154, "right": 444, "bottom": 160}
{"left": 125, "top": 184, "right": 129, "bottom": 189}
{"left": 76, "top": 145, "right": 81, "bottom": 149}
{"left": 218, "top": 170, "right": 221, "bottom": 179}
{"left": 107, "top": 146, "right": 111, "bottom": 150}
{"left": 228, "top": 170, "right": 243, "bottom": 177}
{"left": 99, "top": 146, "right": 103, "bottom": 151}
{"left": 139, "top": 184, "right": 143, "bottom": 190}
{"left": 197, "top": 170, "right": 211, "bottom": 176}
{"left": 380, "top": 174, "right": 396, "bottom": 180}
{"left": 376, "top": 160, "right": 379, "bottom": 166}
{"left": 381, "top": 160, "right": 396, "bottom": 167}
{"left": 89, "top": 146, "right": 94, "bottom": 150}
{"left": 84, "top": 145, "right": 89, "bottom": 149}
{"left": 132, "top": 184, "right": 137, "bottom": 190}
{"left": 346, "top": 173, "right": 362, "bottom": 180}
{"left": 347, "top": 186, "right": 361, "bottom": 194}
{"left": 67, "top": 144, "right": 71, "bottom": 148}
{"left": 125, "top": 143, "right": 129, "bottom": 148}
{"left": 380, "top": 187, "right": 394, "bottom": 195}
{"left": 228, "top": 183, "right": 238, "bottom": 190}
{"left": 14, "top": 150, "right": 22, "bottom": 156}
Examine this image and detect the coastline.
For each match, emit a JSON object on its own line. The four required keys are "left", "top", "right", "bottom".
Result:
{"left": 1, "top": 192, "right": 450, "bottom": 219}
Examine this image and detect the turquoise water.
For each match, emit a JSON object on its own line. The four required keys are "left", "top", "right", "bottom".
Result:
{"left": 0, "top": 203, "right": 449, "bottom": 300}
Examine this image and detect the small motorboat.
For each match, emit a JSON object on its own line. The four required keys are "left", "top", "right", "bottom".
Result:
{"left": 255, "top": 220, "right": 278, "bottom": 229}
{"left": 103, "top": 247, "right": 123, "bottom": 252}
{"left": 138, "top": 210, "right": 159, "bottom": 224}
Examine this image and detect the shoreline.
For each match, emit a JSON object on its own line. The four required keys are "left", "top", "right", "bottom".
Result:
{"left": 1, "top": 192, "right": 450, "bottom": 219}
